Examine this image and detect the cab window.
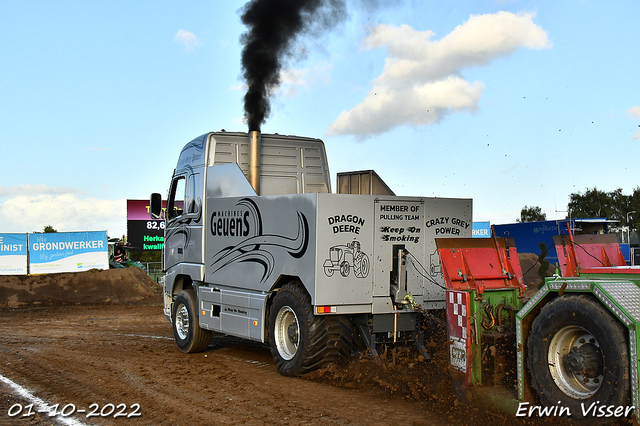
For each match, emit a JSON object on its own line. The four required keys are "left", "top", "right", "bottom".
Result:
{"left": 186, "top": 174, "right": 198, "bottom": 214}
{"left": 167, "top": 176, "right": 185, "bottom": 220}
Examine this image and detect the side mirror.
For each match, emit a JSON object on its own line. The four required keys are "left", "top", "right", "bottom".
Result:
{"left": 150, "top": 193, "right": 163, "bottom": 219}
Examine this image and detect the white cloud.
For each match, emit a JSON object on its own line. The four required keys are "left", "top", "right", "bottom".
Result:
{"left": 330, "top": 76, "right": 484, "bottom": 136}
{"left": 0, "top": 187, "right": 125, "bottom": 237}
{"left": 626, "top": 106, "right": 640, "bottom": 118}
{"left": 327, "top": 11, "right": 551, "bottom": 137}
{"left": 0, "top": 185, "right": 81, "bottom": 198}
{"left": 626, "top": 106, "right": 640, "bottom": 139}
{"left": 228, "top": 83, "right": 246, "bottom": 92}
{"left": 174, "top": 29, "right": 203, "bottom": 51}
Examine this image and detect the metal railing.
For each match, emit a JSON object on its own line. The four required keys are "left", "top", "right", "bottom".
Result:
{"left": 142, "top": 262, "right": 164, "bottom": 283}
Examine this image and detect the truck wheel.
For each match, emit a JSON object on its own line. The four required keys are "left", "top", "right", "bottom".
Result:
{"left": 527, "top": 294, "right": 629, "bottom": 416}
{"left": 172, "top": 289, "right": 211, "bottom": 353}
{"left": 269, "top": 282, "right": 352, "bottom": 376}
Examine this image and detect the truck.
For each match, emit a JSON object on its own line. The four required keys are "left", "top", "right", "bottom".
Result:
{"left": 150, "top": 130, "right": 472, "bottom": 376}
{"left": 437, "top": 223, "right": 640, "bottom": 421}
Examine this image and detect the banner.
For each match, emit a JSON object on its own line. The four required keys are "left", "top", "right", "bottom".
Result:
{"left": 0, "top": 233, "right": 28, "bottom": 275}
{"left": 28, "top": 231, "right": 108, "bottom": 274}
{"left": 472, "top": 221, "right": 491, "bottom": 238}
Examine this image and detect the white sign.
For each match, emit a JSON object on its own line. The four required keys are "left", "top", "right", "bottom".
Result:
{"left": 450, "top": 337, "right": 467, "bottom": 372}
{"left": 0, "top": 234, "right": 28, "bottom": 275}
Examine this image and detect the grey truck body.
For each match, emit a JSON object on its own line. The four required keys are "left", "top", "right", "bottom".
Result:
{"left": 159, "top": 131, "right": 472, "bottom": 344}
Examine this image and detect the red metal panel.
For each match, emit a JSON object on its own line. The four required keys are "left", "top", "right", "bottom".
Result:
{"left": 436, "top": 237, "right": 525, "bottom": 295}
{"left": 553, "top": 223, "right": 637, "bottom": 276}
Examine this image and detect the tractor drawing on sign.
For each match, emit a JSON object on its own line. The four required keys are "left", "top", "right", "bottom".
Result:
{"left": 323, "top": 241, "right": 370, "bottom": 278}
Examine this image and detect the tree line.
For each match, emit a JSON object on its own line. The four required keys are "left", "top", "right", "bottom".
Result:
{"left": 519, "top": 187, "right": 640, "bottom": 230}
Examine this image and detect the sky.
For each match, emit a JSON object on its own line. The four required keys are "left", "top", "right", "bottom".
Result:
{"left": 1, "top": 0, "right": 639, "bottom": 239}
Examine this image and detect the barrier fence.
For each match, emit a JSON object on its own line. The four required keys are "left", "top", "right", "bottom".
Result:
{"left": 142, "top": 262, "right": 164, "bottom": 283}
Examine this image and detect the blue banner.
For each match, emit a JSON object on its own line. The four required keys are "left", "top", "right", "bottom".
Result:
{"left": 0, "top": 233, "right": 28, "bottom": 275}
{"left": 28, "top": 231, "right": 108, "bottom": 273}
{"left": 472, "top": 221, "right": 491, "bottom": 238}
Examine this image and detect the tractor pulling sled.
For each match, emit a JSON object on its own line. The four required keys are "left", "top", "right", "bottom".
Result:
{"left": 437, "top": 224, "right": 639, "bottom": 421}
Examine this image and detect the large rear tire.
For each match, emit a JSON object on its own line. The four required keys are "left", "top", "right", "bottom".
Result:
{"left": 353, "top": 252, "right": 369, "bottom": 278}
{"left": 527, "top": 294, "right": 630, "bottom": 417}
{"left": 268, "top": 282, "right": 352, "bottom": 376}
{"left": 172, "top": 289, "right": 211, "bottom": 353}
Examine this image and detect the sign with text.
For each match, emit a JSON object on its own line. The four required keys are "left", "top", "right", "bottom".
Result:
{"left": 28, "top": 231, "right": 108, "bottom": 274}
{"left": 0, "top": 233, "right": 28, "bottom": 275}
{"left": 472, "top": 221, "right": 491, "bottom": 238}
{"left": 127, "top": 199, "right": 168, "bottom": 251}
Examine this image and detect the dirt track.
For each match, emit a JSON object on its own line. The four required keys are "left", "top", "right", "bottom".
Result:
{"left": 0, "top": 269, "right": 576, "bottom": 426}
{"left": 2, "top": 304, "right": 437, "bottom": 426}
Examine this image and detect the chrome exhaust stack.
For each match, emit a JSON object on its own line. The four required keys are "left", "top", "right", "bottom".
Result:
{"left": 248, "top": 130, "right": 261, "bottom": 195}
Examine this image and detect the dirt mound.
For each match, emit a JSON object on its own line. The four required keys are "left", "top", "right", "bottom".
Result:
{"left": 0, "top": 267, "right": 162, "bottom": 308}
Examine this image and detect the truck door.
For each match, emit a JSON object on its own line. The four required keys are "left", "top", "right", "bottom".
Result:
{"left": 182, "top": 172, "right": 203, "bottom": 265}
{"left": 165, "top": 171, "right": 203, "bottom": 271}
{"left": 164, "top": 173, "right": 187, "bottom": 270}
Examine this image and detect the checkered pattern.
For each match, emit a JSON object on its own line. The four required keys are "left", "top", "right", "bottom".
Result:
{"left": 447, "top": 290, "right": 468, "bottom": 340}
{"left": 447, "top": 290, "right": 470, "bottom": 374}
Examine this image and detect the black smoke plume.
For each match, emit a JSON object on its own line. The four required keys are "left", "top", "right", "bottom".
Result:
{"left": 240, "top": 0, "right": 346, "bottom": 131}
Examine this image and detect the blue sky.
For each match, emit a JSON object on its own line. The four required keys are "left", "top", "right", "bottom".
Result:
{"left": 1, "top": 0, "right": 639, "bottom": 238}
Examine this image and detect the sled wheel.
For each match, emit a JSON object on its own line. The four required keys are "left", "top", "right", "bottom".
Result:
{"left": 172, "top": 289, "right": 211, "bottom": 353}
{"left": 527, "top": 294, "right": 629, "bottom": 416}
{"left": 340, "top": 261, "right": 350, "bottom": 277}
{"left": 353, "top": 252, "right": 369, "bottom": 278}
{"left": 269, "top": 282, "right": 352, "bottom": 376}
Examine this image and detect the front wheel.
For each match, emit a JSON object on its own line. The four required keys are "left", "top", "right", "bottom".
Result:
{"left": 527, "top": 294, "right": 629, "bottom": 417}
{"left": 172, "top": 289, "right": 211, "bottom": 353}
{"left": 340, "top": 261, "right": 350, "bottom": 277}
{"left": 324, "top": 266, "right": 334, "bottom": 277}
